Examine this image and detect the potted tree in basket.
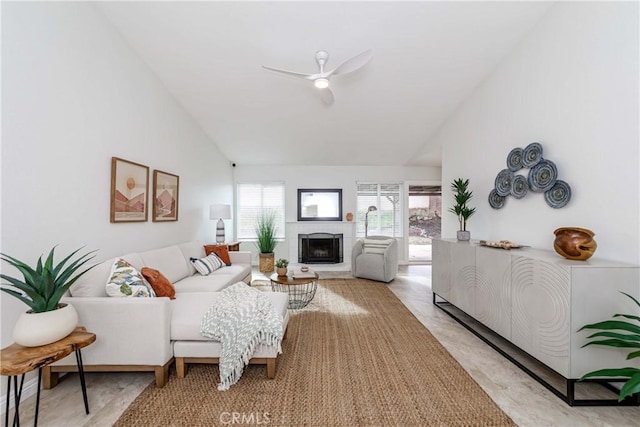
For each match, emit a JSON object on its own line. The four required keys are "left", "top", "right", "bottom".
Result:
{"left": 448, "top": 178, "right": 476, "bottom": 241}
{"left": 255, "top": 211, "right": 278, "bottom": 273}
{"left": 0, "top": 246, "right": 96, "bottom": 346}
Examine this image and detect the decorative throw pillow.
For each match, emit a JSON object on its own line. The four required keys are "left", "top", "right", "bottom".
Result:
{"left": 106, "top": 258, "right": 155, "bottom": 297}
{"left": 190, "top": 254, "right": 225, "bottom": 276}
{"left": 204, "top": 244, "right": 232, "bottom": 266}
{"left": 141, "top": 267, "right": 176, "bottom": 300}
{"left": 362, "top": 238, "right": 394, "bottom": 254}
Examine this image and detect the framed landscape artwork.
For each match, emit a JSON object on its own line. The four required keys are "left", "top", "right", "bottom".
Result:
{"left": 110, "top": 157, "right": 149, "bottom": 223}
{"left": 152, "top": 170, "right": 179, "bottom": 222}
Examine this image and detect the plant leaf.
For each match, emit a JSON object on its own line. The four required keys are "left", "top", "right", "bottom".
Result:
{"left": 619, "top": 372, "right": 640, "bottom": 401}
{"left": 0, "top": 288, "right": 38, "bottom": 311}
{"left": 579, "top": 320, "right": 640, "bottom": 335}
{"left": 626, "top": 350, "right": 640, "bottom": 360}
{"left": 582, "top": 339, "right": 640, "bottom": 349}
{"left": 581, "top": 367, "right": 639, "bottom": 380}
{"left": 585, "top": 331, "right": 640, "bottom": 342}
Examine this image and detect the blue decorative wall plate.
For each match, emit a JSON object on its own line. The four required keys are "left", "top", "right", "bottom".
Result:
{"left": 511, "top": 174, "right": 528, "bottom": 199}
{"left": 506, "top": 147, "right": 523, "bottom": 172}
{"left": 488, "top": 189, "right": 506, "bottom": 209}
{"left": 522, "top": 142, "right": 543, "bottom": 168}
{"left": 494, "top": 169, "right": 514, "bottom": 196}
{"left": 544, "top": 180, "right": 571, "bottom": 208}
{"left": 527, "top": 159, "right": 557, "bottom": 192}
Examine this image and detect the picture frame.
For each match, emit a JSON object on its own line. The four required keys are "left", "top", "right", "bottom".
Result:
{"left": 152, "top": 170, "right": 179, "bottom": 222}
{"left": 110, "top": 157, "right": 149, "bottom": 223}
{"left": 297, "top": 189, "right": 343, "bottom": 221}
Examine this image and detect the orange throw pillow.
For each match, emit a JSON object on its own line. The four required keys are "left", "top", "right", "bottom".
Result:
{"left": 204, "top": 245, "right": 232, "bottom": 266}
{"left": 141, "top": 267, "right": 176, "bottom": 299}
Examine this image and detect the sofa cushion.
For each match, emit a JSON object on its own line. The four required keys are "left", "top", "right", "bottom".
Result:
{"left": 362, "top": 238, "right": 394, "bottom": 254}
{"left": 139, "top": 246, "right": 190, "bottom": 284}
{"left": 178, "top": 241, "right": 206, "bottom": 276}
{"left": 141, "top": 267, "right": 176, "bottom": 299}
{"left": 190, "top": 254, "right": 224, "bottom": 275}
{"left": 106, "top": 258, "right": 155, "bottom": 297}
{"left": 70, "top": 258, "right": 113, "bottom": 297}
{"left": 204, "top": 245, "right": 232, "bottom": 266}
{"left": 173, "top": 275, "right": 236, "bottom": 293}
{"left": 171, "top": 291, "right": 289, "bottom": 341}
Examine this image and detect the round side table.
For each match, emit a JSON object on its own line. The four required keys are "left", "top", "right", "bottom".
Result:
{"left": 270, "top": 272, "right": 319, "bottom": 309}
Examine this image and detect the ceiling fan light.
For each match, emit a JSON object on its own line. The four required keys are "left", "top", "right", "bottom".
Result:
{"left": 314, "top": 78, "right": 329, "bottom": 89}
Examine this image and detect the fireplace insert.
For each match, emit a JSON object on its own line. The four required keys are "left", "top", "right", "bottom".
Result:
{"left": 298, "top": 233, "right": 343, "bottom": 264}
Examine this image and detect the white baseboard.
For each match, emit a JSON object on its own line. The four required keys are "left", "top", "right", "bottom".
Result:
{"left": 0, "top": 375, "right": 39, "bottom": 415}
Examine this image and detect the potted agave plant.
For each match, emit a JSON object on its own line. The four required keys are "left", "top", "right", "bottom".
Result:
{"left": 0, "top": 246, "right": 96, "bottom": 347}
{"left": 255, "top": 211, "right": 278, "bottom": 273}
{"left": 579, "top": 292, "right": 640, "bottom": 402}
{"left": 448, "top": 178, "right": 476, "bottom": 241}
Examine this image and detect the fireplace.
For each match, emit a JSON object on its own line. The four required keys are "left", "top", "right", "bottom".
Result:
{"left": 298, "top": 233, "right": 343, "bottom": 264}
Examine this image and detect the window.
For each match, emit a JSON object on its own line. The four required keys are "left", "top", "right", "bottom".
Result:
{"left": 356, "top": 182, "right": 403, "bottom": 237}
{"left": 236, "top": 182, "right": 285, "bottom": 240}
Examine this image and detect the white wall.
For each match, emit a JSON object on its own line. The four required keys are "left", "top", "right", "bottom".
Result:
{"left": 432, "top": 2, "right": 639, "bottom": 265}
{"left": 1, "top": 2, "right": 233, "bottom": 357}
{"left": 234, "top": 165, "right": 441, "bottom": 264}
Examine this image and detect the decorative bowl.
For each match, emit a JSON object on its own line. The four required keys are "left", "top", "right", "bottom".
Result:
{"left": 553, "top": 227, "right": 597, "bottom": 260}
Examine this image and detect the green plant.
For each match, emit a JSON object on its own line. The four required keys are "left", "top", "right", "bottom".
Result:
{"left": 448, "top": 178, "right": 476, "bottom": 231}
{"left": 0, "top": 246, "right": 97, "bottom": 313}
{"left": 255, "top": 211, "right": 278, "bottom": 253}
{"left": 275, "top": 258, "right": 289, "bottom": 268}
{"left": 578, "top": 292, "right": 640, "bottom": 401}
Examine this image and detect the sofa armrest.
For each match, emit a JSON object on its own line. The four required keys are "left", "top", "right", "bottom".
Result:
{"left": 229, "top": 251, "right": 251, "bottom": 265}
{"left": 351, "top": 240, "right": 364, "bottom": 273}
{"left": 53, "top": 296, "right": 173, "bottom": 366}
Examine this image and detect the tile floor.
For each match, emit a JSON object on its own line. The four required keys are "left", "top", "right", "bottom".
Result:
{"left": 4, "top": 265, "right": 639, "bottom": 426}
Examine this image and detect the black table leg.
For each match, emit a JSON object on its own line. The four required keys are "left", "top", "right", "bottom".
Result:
{"left": 4, "top": 376, "right": 10, "bottom": 427}
{"left": 33, "top": 368, "right": 42, "bottom": 427}
{"left": 74, "top": 349, "right": 89, "bottom": 414}
{"left": 12, "top": 375, "right": 24, "bottom": 427}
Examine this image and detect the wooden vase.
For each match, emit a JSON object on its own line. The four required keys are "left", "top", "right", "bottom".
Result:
{"left": 276, "top": 267, "right": 288, "bottom": 277}
{"left": 553, "top": 227, "right": 597, "bottom": 260}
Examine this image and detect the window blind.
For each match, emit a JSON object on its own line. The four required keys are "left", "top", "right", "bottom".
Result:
{"left": 236, "top": 182, "right": 285, "bottom": 240}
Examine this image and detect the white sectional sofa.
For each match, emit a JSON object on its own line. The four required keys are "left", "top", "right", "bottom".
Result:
{"left": 42, "top": 241, "right": 288, "bottom": 389}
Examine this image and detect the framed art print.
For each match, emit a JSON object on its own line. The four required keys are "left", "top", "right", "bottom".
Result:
{"left": 152, "top": 170, "right": 179, "bottom": 222}
{"left": 110, "top": 157, "right": 149, "bottom": 223}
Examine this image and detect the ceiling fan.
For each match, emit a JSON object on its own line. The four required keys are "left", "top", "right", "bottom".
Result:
{"left": 261, "top": 49, "right": 373, "bottom": 105}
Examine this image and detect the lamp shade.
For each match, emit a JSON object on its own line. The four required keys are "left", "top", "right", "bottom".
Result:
{"left": 209, "top": 204, "right": 231, "bottom": 220}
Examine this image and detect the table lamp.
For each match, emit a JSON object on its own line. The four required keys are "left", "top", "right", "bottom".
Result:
{"left": 209, "top": 204, "right": 231, "bottom": 244}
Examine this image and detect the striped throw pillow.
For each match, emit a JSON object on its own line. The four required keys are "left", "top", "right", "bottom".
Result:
{"left": 190, "top": 254, "right": 225, "bottom": 276}
{"left": 362, "top": 238, "right": 394, "bottom": 254}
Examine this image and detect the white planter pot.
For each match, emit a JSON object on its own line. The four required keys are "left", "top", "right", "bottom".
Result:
{"left": 13, "top": 303, "right": 78, "bottom": 347}
{"left": 457, "top": 230, "right": 471, "bottom": 241}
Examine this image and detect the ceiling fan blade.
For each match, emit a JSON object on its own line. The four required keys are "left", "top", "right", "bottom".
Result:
{"left": 329, "top": 49, "right": 373, "bottom": 76}
{"left": 261, "top": 65, "right": 313, "bottom": 80}
{"left": 320, "top": 88, "right": 334, "bottom": 105}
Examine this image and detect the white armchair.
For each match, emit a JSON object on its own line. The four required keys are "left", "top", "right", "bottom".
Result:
{"left": 351, "top": 236, "right": 398, "bottom": 283}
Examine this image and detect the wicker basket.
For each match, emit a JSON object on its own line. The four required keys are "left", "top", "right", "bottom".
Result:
{"left": 259, "top": 253, "right": 274, "bottom": 273}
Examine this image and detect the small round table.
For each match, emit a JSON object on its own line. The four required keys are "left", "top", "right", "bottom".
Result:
{"left": 270, "top": 272, "right": 319, "bottom": 309}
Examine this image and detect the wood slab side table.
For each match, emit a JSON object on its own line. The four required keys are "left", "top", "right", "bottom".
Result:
{"left": 0, "top": 326, "right": 96, "bottom": 427}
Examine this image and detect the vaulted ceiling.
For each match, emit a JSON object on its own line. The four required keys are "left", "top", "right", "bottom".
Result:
{"left": 98, "top": 1, "right": 553, "bottom": 167}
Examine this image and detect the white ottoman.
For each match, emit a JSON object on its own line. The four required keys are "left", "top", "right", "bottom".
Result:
{"left": 171, "top": 291, "right": 290, "bottom": 379}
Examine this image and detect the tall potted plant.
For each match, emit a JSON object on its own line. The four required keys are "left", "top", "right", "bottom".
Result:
{"left": 579, "top": 292, "right": 640, "bottom": 402}
{"left": 255, "top": 211, "right": 278, "bottom": 273}
{"left": 448, "top": 178, "right": 476, "bottom": 241}
{"left": 1, "top": 246, "right": 96, "bottom": 346}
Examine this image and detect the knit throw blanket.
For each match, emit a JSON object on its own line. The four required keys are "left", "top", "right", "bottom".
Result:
{"left": 200, "top": 282, "right": 284, "bottom": 391}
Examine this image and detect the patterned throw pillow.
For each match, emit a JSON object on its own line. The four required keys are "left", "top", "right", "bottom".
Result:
{"left": 203, "top": 245, "right": 232, "bottom": 266}
{"left": 141, "top": 267, "right": 176, "bottom": 299}
{"left": 106, "top": 258, "right": 155, "bottom": 297}
{"left": 190, "top": 254, "right": 225, "bottom": 276}
{"left": 362, "top": 238, "right": 394, "bottom": 254}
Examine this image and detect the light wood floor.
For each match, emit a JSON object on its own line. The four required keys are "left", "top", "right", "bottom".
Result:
{"left": 5, "top": 265, "right": 639, "bottom": 426}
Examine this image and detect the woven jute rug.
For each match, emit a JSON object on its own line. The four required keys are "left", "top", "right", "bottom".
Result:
{"left": 114, "top": 279, "right": 514, "bottom": 426}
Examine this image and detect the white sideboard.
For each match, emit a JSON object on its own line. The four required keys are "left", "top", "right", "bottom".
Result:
{"left": 432, "top": 238, "right": 640, "bottom": 382}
